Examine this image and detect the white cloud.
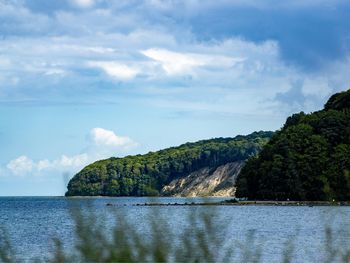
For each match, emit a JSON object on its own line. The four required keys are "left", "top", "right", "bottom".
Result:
{"left": 71, "top": 0, "right": 95, "bottom": 8}
{"left": 85, "top": 47, "right": 116, "bottom": 54}
{"left": 35, "top": 154, "right": 90, "bottom": 172}
{"left": 45, "top": 69, "right": 67, "bottom": 76}
{"left": 6, "top": 154, "right": 89, "bottom": 177}
{"left": 37, "top": 159, "right": 51, "bottom": 171}
{"left": 0, "top": 57, "right": 11, "bottom": 68}
{"left": 141, "top": 48, "right": 204, "bottom": 75}
{"left": 90, "top": 127, "right": 138, "bottom": 150}
{"left": 58, "top": 154, "right": 89, "bottom": 168}
{"left": 4, "top": 128, "right": 137, "bottom": 177}
{"left": 87, "top": 61, "right": 139, "bottom": 79}
{"left": 0, "top": 0, "right": 347, "bottom": 122}
{"left": 141, "top": 48, "right": 245, "bottom": 75}
{"left": 7, "top": 156, "right": 34, "bottom": 176}
{"left": 302, "top": 77, "right": 332, "bottom": 99}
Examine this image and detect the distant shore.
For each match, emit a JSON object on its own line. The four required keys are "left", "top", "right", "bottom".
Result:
{"left": 104, "top": 199, "right": 350, "bottom": 207}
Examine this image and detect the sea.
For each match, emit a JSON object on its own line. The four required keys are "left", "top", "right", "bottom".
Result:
{"left": 1, "top": 197, "right": 350, "bottom": 262}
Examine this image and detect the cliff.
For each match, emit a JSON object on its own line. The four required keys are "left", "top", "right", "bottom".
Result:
{"left": 161, "top": 161, "right": 243, "bottom": 197}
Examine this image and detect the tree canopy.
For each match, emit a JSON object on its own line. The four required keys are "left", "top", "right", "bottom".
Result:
{"left": 66, "top": 131, "right": 273, "bottom": 196}
{"left": 236, "top": 89, "right": 350, "bottom": 201}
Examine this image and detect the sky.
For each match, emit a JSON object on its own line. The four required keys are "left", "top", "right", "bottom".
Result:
{"left": 0, "top": 0, "right": 350, "bottom": 196}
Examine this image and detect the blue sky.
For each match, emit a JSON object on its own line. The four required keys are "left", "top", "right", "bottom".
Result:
{"left": 0, "top": 0, "right": 350, "bottom": 196}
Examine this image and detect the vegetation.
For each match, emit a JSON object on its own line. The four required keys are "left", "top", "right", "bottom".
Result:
{"left": 66, "top": 131, "right": 273, "bottom": 196}
{"left": 0, "top": 205, "right": 237, "bottom": 262}
{"left": 1, "top": 204, "right": 350, "bottom": 262}
{"left": 236, "top": 89, "right": 350, "bottom": 201}
{"left": 51, "top": 206, "right": 236, "bottom": 263}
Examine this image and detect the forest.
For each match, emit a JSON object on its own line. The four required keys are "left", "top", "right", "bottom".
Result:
{"left": 67, "top": 89, "right": 350, "bottom": 200}
{"left": 66, "top": 131, "right": 273, "bottom": 196}
{"left": 236, "top": 89, "right": 350, "bottom": 201}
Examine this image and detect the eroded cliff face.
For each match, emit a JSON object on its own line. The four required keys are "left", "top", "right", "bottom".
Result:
{"left": 161, "top": 161, "right": 244, "bottom": 197}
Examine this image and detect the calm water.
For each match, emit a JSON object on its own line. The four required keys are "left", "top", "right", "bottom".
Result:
{"left": 1, "top": 197, "right": 350, "bottom": 262}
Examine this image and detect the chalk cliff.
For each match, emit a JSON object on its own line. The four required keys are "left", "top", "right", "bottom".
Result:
{"left": 161, "top": 161, "right": 243, "bottom": 197}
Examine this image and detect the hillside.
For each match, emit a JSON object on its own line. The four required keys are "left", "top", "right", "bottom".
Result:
{"left": 65, "top": 131, "right": 273, "bottom": 196}
{"left": 236, "top": 89, "right": 350, "bottom": 201}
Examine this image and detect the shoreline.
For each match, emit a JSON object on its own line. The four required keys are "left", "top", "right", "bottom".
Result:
{"left": 105, "top": 200, "right": 350, "bottom": 207}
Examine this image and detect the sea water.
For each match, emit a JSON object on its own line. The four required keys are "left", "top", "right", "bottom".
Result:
{"left": 1, "top": 197, "right": 350, "bottom": 262}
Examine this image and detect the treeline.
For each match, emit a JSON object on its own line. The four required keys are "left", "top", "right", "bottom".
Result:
{"left": 66, "top": 131, "right": 273, "bottom": 196}
{"left": 236, "top": 89, "right": 350, "bottom": 201}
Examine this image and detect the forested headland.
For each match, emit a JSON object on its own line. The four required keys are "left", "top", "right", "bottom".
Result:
{"left": 66, "top": 131, "right": 273, "bottom": 196}
{"left": 67, "top": 89, "right": 350, "bottom": 201}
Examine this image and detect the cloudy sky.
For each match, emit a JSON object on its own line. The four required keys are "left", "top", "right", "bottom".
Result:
{"left": 0, "top": 0, "right": 349, "bottom": 195}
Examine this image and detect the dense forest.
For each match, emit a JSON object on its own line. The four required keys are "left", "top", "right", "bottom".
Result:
{"left": 236, "top": 89, "right": 350, "bottom": 201}
{"left": 66, "top": 131, "right": 273, "bottom": 196}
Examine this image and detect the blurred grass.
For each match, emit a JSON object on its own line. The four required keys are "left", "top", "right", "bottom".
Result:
{"left": 52, "top": 205, "right": 235, "bottom": 263}
{"left": 0, "top": 227, "right": 16, "bottom": 263}
{"left": 0, "top": 204, "right": 350, "bottom": 263}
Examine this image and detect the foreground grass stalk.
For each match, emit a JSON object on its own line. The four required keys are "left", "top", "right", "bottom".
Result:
{"left": 1, "top": 204, "right": 350, "bottom": 263}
